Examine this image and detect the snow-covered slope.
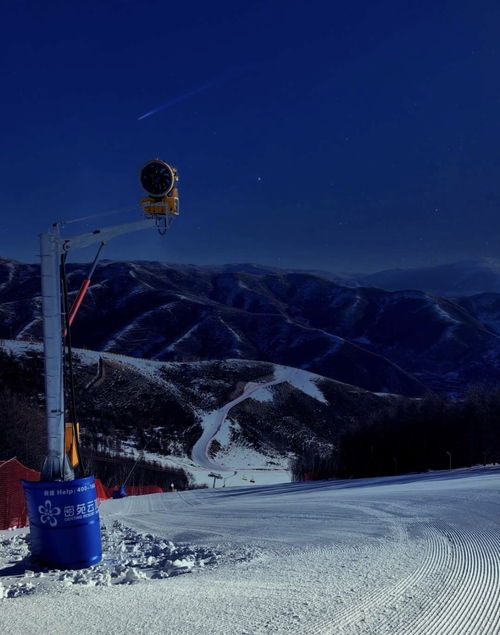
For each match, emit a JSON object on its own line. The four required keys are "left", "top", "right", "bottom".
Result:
{"left": 1, "top": 467, "right": 498, "bottom": 634}
{"left": 1, "top": 341, "right": 405, "bottom": 486}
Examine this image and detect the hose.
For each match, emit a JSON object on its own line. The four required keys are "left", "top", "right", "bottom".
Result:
{"left": 60, "top": 252, "right": 83, "bottom": 476}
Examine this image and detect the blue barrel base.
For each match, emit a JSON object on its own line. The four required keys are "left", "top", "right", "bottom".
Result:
{"left": 22, "top": 476, "right": 102, "bottom": 570}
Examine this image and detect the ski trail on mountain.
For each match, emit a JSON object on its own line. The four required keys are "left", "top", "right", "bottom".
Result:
{"left": 191, "top": 367, "right": 301, "bottom": 472}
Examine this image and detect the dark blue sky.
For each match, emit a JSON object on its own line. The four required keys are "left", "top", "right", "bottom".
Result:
{"left": 1, "top": 0, "right": 500, "bottom": 272}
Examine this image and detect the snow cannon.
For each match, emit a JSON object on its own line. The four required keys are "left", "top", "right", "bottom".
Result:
{"left": 139, "top": 158, "right": 180, "bottom": 234}
{"left": 23, "top": 160, "right": 179, "bottom": 570}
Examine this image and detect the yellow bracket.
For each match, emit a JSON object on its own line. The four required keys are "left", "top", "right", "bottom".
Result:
{"left": 141, "top": 188, "right": 179, "bottom": 217}
{"left": 65, "top": 422, "right": 80, "bottom": 467}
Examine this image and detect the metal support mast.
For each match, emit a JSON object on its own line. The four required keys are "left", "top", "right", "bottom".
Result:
{"left": 40, "top": 224, "right": 72, "bottom": 480}
{"left": 39, "top": 215, "right": 174, "bottom": 481}
{"left": 39, "top": 158, "right": 178, "bottom": 481}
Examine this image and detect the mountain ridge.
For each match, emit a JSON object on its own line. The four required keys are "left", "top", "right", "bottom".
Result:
{"left": 2, "top": 258, "right": 500, "bottom": 395}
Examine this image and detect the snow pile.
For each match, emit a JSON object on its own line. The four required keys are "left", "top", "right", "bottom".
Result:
{"left": 0, "top": 534, "right": 35, "bottom": 598}
{"left": 0, "top": 521, "right": 221, "bottom": 598}
{"left": 101, "top": 521, "right": 219, "bottom": 580}
{"left": 1, "top": 532, "right": 30, "bottom": 561}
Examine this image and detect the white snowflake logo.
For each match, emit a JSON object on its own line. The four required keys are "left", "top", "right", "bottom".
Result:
{"left": 38, "top": 500, "right": 61, "bottom": 527}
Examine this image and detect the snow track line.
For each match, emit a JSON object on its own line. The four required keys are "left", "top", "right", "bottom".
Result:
{"left": 395, "top": 522, "right": 455, "bottom": 635}
{"left": 316, "top": 526, "right": 450, "bottom": 633}
{"left": 305, "top": 518, "right": 500, "bottom": 635}
{"left": 302, "top": 522, "right": 451, "bottom": 635}
{"left": 174, "top": 490, "right": 197, "bottom": 508}
{"left": 407, "top": 522, "right": 500, "bottom": 635}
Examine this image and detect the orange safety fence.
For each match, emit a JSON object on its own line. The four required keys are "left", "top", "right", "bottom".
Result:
{"left": 1, "top": 459, "right": 164, "bottom": 530}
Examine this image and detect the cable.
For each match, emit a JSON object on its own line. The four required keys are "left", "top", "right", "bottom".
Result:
{"left": 121, "top": 438, "right": 151, "bottom": 488}
{"left": 60, "top": 252, "right": 83, "bottom": 476}
{"left": 63, "top": 205, "right": 138, "bottom": 226}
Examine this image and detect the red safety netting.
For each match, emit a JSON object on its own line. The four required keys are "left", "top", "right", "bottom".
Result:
{"left": 94, "top": 481, "right": 164, "bottom": 499}
{"left": 125, "top": 485, "right": 163, "bottom": 496}
{"left": 0, "top": 458, "right": 40, "bottom": 530}
{"left": 1, "top": 461, "right": 163, "bottom": 530}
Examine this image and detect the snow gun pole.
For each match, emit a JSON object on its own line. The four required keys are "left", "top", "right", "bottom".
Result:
{"left": 40, "top": 224, "right": 73, "bottom": 481}
{"left": 40, "top": 216, "right": 173, "bottom": 481}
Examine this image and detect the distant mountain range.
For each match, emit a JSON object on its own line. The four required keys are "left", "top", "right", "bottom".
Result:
{"left": 209, "top": 258, "right": 500, "bottom": 296}
{"left": 346, "top": 259, "right": 500, "bottom": 297}
{"left": 2, "top": 257, "right": 500, "bottom": 395}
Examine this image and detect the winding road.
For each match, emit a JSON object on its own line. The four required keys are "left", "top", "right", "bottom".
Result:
{"left": 190, "top": 368, "right": 300, "bottom": 472}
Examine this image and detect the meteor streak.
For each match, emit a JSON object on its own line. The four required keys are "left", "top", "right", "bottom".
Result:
{"left": 138, "top": 67, "right": 248, "bottom": 121}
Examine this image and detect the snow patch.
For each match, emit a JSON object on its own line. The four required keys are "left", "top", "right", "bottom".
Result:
{"left": 273, "top": 365, "right": 329, "bottom": 404}
{"left": 249, "top": 385, "right": 274, "bottom": 402}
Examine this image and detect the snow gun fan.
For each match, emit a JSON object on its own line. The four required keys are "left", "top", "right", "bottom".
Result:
{"left": 140, "top": 158, "right": 180, "bottom": 235}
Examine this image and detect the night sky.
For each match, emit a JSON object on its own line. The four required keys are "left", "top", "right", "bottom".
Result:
{"left": 1, "top": 0, "right": 500, "bottom": 272}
